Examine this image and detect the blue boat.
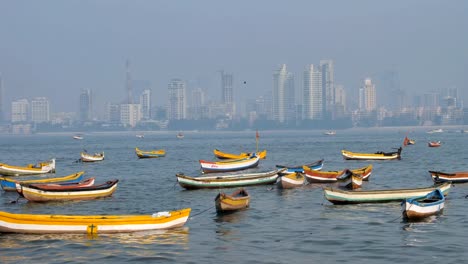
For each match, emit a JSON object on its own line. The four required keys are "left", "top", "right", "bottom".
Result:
{"left": 0, "top": 172, "right": 85, "bottom": 192}
{"left": 276, "top": 159, "right": 324, "bottom": 174}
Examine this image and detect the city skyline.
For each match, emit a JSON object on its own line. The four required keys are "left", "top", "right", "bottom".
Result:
{"left": 0, "top": 1, "right": 466, "bottom": 115}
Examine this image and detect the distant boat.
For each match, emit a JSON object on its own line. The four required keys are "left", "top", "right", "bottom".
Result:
{"left": 73, "top": 135, "right": 83, "bottom": 140}
{"left": 428, "top": 141, "right": 441, "bottom": 147}
{"left": 324, "top": 130, "right": 336, "bottom": 136}
{"left": 80, "top": 152, "right": 105, "bottom": 162}
{"left": 176, "top": 132, "right": 184, "bottom": 139}
{"left": 427, "top": 128, "right": 443, "bottom": 134}
{"left": 135, "top": 134, "right": 144, "bottom": 138}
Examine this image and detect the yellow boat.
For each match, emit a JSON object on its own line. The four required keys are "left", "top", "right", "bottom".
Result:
{"left": 215, "top": 188, "right": 250, "bottom": 213}
{"left": 0, "top": 159, "right": 56, "bottom": 176}
{"left": 0, "top": 208, "right": 191, "bottom": 234}
{"left": 341, "top": 147, "right": 402, "bottom": 160}
{"left": 0, "top": 171, "right": 85, "bottom": 192}
{"left": 213, "top": 149, "right": 267, "bottom": 160}
{"left": 135, "top": 147, "right": 166, "bottom": 158}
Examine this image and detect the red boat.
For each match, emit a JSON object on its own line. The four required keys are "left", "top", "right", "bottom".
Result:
{"left": 27, "top": 178, "right": 95, "bottom": 191}
{"left": 428, "top": 141, "right": 441, "bottom": 147}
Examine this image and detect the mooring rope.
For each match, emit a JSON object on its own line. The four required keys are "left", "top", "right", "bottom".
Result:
{"left": 189, "top": 205, "right": 214, "bottom": 219}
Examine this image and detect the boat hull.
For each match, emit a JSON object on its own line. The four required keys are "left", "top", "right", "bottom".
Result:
{"left": 200, "top": 156, "right": 260, "bottom": 173}
{"left": 323, "top": 182, "right": 451, "bottom": 204}
{"left": 429, "top": 171, "right": 468, "bottom": 183}
{"left": 277, "top": 172, "right": 305, "bottom": 189}
{"left": 402, "top": 189, "right": 445, "bottom": 220}
{"left": 213, "top": 149, "right": 267, "bottom": 160}
{"left": 135, "top": 148, "right": 166, "bottom": 158}
{"left": 303, "top": 165, "right": 372, "bottom": 183}
{"left": 341, "top": 148, "right": 402, "bottom": 160}
{"left": 0, "top": 208, "right": 191, "bottom": 234}
{"left": 17, "top": 180, "right": 118, "bottom": 202}
{"left": 0, "top": 159, "right": 56, "bottom": 176}
{"left": 0, "top": 172, "right": 85, "bottom": 192}
{"left": 176, "top": 169, "right": 283, "bottom": 190}
{"left": 215, "top": 189, "right": 250, "bottom": 213}
{"left": 80, "top": 152, "right": 105, "bottom": 162}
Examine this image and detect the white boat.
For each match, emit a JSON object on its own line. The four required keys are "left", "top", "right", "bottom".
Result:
{"left": 427, "top": 128, "right": 443, "bottom": 134}
{"left": 73, "top": 135, "right": 84, "bottom": 140}
{"left": 136, "top": 134, "right": 144, "bottom": 138}
{"left": 324, "top": 130, "right": 336, "bottom": 136}
{"left": 0, "top": 159, "right": 56, "bottom": 176}
{"left": 402, "top": 189, "right": 445, "bottom": 220}
{"left": 80, "top": 152, "right": 105, "bottom": 162}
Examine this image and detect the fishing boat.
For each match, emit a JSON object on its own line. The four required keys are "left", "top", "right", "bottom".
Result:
{"left": 176, "top": 132, "right": 184, "bottom": 139}
{"left": 27, "top": 177, "right": 95, "bottom": 190}
{"left": 428, "top": 141, "right": 441, "bottom": 147}
{"left": 0, "top": 171, "right": 85, "bottom": 192}
{"left": 275, "top": 159, "right": 324, "bottom": 173}
{"left": 323, "top": 182, "right": 451, "bottom": 205}
{"left": 215, "top": 188, "right": 250, "bottom": 213}
{"left": 135, "top": 147, "right": 166, "bottom": 158}
{"left": 403, "top": 136, "right": 415, "bottom": 146}
{"left": 402, "top": 189, "right": 445, "bottom": 220}
{"left": 336, "top": 170, "right": 363, "bottom": 190}
{"left": 303, "top": 164, "right": 372, "bottom": 183}
{"left": 80, "top": 152, "right": 105, "bottom": 162}
{"left": 427, "top": 128, "right": 443, "bottom": 134}
{"left": 341, "top": 147, "right": 402, "bottom": 160}
{"left": 176, "top": 169, "right": 285, "bottom": 190}
{"left": 276, "top": 172, "right": 305, "bottom": 189}
{"left": 16, "top": 179, "right": 119, "bottom": 202}
{"left": 0, "top": 208, "right": 191, "bottom": 234}
{"left": 429, "top": 170, "right": 468, "bottom": 183}
{"left": 213, "top": 149, "right": 267, "bottom": 160}
{"left": 324, "top": 130, "right": 336, "bottom": 136}
{"left": 199, "top": 155, "right": 260, "bottom": 174}
{"left": 0, "top": 159, "right": 56, "bottom": 176}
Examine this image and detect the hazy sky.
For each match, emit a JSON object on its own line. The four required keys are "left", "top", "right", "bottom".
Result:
{"left": 1, "top": 0, "right": 467, "bottom": 114}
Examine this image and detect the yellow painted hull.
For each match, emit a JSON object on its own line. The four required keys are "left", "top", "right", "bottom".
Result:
{"left": 0, "top": 208, "right": 191, "bottom": 234}
{"left": 213, "top": 149, "right": 267, "bottom": 159}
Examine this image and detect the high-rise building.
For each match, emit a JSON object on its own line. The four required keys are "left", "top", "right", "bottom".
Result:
{"left": 320, "top": 60, "right": 335, "bottom": 118}
{"left": 302, "top": 64, "right": 322, "bottom": 120}
{"left": 31, "top": 97, "right": 50, "bottom": 123}
{"left": 120, "top": 103, "right": 141, "bottom": 127}
{"left": 11, "top": 99, "right": 29, "bottom": 122}
{"left": 221, "top": 71, "right": 234, "bottom": 117}
{"left": 0, "top": 74, "right": 3, "bottom": 122}
{"left": 272, "top": 64, "right": 295, "bottom": 123}
{"left": 167, "top": 79, "right": 187, "bottom": 120}
{"left": 364, "top": 78, "right": 376, "bottom": 111}
{"left": 334, "top": 84, "right": 346, "bottom": 118}
{"left": 139, "top": 89, "right": 151, "bottom": 120}
{"left": 105, "top": 103, "right": 121, "bottom": 124}
{"left": 79, "top": 89, "right": 92, "bottom": 122}
{"left": 190, "top": 87, "right": 206, "bottom": 120}
{"left": 125, "top": 60, "right": 133, "bottom": 104}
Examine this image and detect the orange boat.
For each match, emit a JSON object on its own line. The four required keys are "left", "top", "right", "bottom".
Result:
{"left": 428, "top": 141, "right": 441, "bottom": 147}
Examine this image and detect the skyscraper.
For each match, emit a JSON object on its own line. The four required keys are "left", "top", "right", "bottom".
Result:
{"left": 31, "top": 97, "right": 50, "bottom": 123}
{"left": 11, "top": 99, "right": 29, "bottom": 122}
{"left": 168, "top": 79, "right": 187, "bottom": 120}
{"left": 139, "top": 89, "right": 151, "bottom": 120}
{"left": 120, "top": 103, "right": 141, "bottom": 127}
{"left": 302, "top": 64, "right": 322, "bottom": 120}
{"left": 364, "top": 78, "right": 376, "bottom": 111}
{"left": 272, "top": 64, "right": 295, "bottom": 123}
{"left": 221, "top": 71, "right": 234, "bottom": 118}
{"left": 79, "top": 89, "right": 92, "bottom": 122}
{"left": 125, "top": 60, "right": 133, "bottom": 104}
{"left": 320, "top": 60, "right": 335, "bottom": 118}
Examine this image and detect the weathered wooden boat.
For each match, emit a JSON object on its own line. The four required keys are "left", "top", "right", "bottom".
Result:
{"left": 428, "top": 141, "right": 441, "bottom": 147}
{"left": 336, "top": 170, "right": 363, "bottom": 190}
{"left": 200, "top": 155, "right": 260, "bottom": 173}
{"left": 213, "top": 149, "right": 267, "bottom": 160}
{"left": 341, "top": 147, "right": 402, "bottom": 160}
{"left": 135, "top": 147, "right": 166, "bottom": 158}
{"left": 0, "top": 171, "right": 85, "bottom": 192}
{"left": 429, "top": 170, "right": 468, "bottom": 183}
{"left": 0, "top": 208, "right": 191, "bottom": 234}
{"left": 275, "top": 159, "right": 324, "bottom": 173}
{"left": 303, "top": 164, "right": 372, "bottom": 183}
{"left": 80, "top": 152, "right": 105, "bottom": 162}
{"left": 176, "top": 169, "right": 285, "bottom": 189}
{"left": 215, "top": 188, "right": 250, "bottom": 213}
{"left": 323, "top": 182, "right": 451, "bottom": 204}
{"left": 0, "top": 159, "right": 56, "bottom": 176}
{"left": 276, "top": 172, "right": 305, "bottom": 189}
{"left": 16, "top": 179, "right": 119, "bottom": 202}
{"left": 402, "top": 189, "right": 445, "bottom": 220}
{"left": 28, "top": 177, "right": 95, "bottom": 190}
